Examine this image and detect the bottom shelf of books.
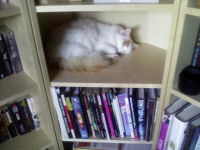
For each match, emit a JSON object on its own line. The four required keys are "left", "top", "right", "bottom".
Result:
{"left": 51, "top": 87, "right": 160, "bottom": 143}
{"left": 156, "top": 96, "right": 200, "bottom": 150}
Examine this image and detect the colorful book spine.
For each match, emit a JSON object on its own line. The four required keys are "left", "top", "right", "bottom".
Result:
{"left": 96, "top": 93, "right": 110, "bottom": 139}
{"left": 118, "top": 93, "right": 130, "bottom": 136}
{"left": 0, "top": 115, "right": 9, "bottom": 143}
{"left": 128, "top": 88, "right": 139, "bottom": 140}
{"left": 26, "top": 98, "right": 40, "bottom": 130}
{"left": 102, "top": 92, "right": 115, "bottom": 138}
{"left": 1, "top": 109, "right": 18, "bottom": 138}
{"left": 71, "top": 94, "right": 88, "bottom": 139}
{"left": 83, "top": 92, "right": 95, "bottom": 138}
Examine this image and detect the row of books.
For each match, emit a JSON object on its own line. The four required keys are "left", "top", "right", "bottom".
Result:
{"left": 0, "top": 97, "right": 40, "bottom": 143}
{"left": 157, "top": 98, "right": 200, "bottom": 150}
{"left": 52, "top": 87, "right": 160, "bottom": 141}
{"left": 0, "top": 26, "right": 23, "bottom": 79}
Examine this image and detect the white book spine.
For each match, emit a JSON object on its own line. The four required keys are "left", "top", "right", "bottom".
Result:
{"left": 125, "top": 97, "right": 135, "bottom": 139}
{"left": 97, "top": 95, "right": 110, "bottom": 140}
{"left": 113, "top": 96, "right": 124, "bottom": 138}
{"left": 167, "top": 117, "right": 188, "bottom": 150}
{"left": 51, "top": 87, "right": 69, "bottom": 139}
{"left": 26, "top": 97, "right": 40, "bottom": 130}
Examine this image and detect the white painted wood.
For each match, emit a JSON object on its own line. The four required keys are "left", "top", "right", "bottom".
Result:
{"left": 0, "top": 3, "right": 20, "bottom": 19}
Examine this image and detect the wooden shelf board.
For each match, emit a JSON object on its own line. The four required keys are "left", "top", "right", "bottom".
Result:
{"left": 62, "top": 137, "right": 153, "bottom": 144}
{"left": 0, "top": 3, "right": 21, "bottom": 19}
{"left": 0, "top": 72, "right": 38, "bottom": 106}
{"left": 0, "top": 129, "right": 53, "bottom": 150}
{"left": 185, "top": 6, "right": 200, "bottom": 17}
{"left": 50, "top": 43, "right": 166, "bottom": 88}
{"left": 171, "top": 86, "right": 200, "bottom": 108}
{"left": 36, "top": 0, "right": 174, "bottom": 12}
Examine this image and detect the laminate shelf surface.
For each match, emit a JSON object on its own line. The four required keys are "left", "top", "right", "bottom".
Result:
{"left": 50, "top": 43, "right": 166, "bottom": 88}
{"left": 0, "top": 72, "right": 38, "bottom": 106}
{"left": 171, "top": 86, "right": 200, "bottom": 108}
{"left": 0, "top": 129, "right": 53, "bottom": 150}
{"left": 0, "top": 3, "right": 21, "bottom": 19}
{"left": 36, "top": 0, "right": 174, "bottom": 12}
{"left": 185, "top": 6, "right": 200, "bottom": 17}
{"left": 62, "top": 137, "right": 153, "bottom": 144}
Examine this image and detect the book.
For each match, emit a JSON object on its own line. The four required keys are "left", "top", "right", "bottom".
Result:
{"left": 1, "top": 109, "right": 18, "bottom": 138}
{"left": 8, "top": 103, "right": 27, "bottom": 135}
{"left": 128, "top": 88, "right": 139, "bottom": 140}
{"left": 156, "top": 98, "right": 189, "bottom": 150}
{"left": 0, "top": 114, "right": 9, "bottom": 143}
{"left": 0, "top": 26, "right": 23, "bottom": 73}
{"left": 167, "top": 104, "right": 200, "bottom": 150}
{"left": 71, "top": 88, "right": 88, "bottom": 139}
{"left": 118, "top": 91, "right": 130, "bottom": 136}
{"left": 137, "top": 88, "right": 145, "bottom": 140}
{"left": 26, "top": 98, "right": 40, "bottom": 130}
{"left": 51, "top": 87, "right": 69, "bottom": 139}
{"left": 18, "top": 99, "right": 35, "bottom": 132}
{"left": 124, "top": 88, "right": 135, "bottom": 139}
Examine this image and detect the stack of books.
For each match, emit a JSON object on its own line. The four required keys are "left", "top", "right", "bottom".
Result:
{"left": 0, "top": 97, "right": 40, "bottom": 143}
{"left": 0, "top": 26, "right": 23, "bottom": 80}
{"left": 52, "top": 87, "right": 160, "bottom": 141}
{"left": 157, "top": 98, "right": 200, "bottom": 150}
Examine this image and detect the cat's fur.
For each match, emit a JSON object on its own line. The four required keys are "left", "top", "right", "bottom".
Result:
{"left": 47, "top": 18, "right": 137, "bottom": 72}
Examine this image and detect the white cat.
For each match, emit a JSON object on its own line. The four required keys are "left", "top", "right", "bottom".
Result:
{"left": 47, "top": 18, "right": 137, "bottom": 72}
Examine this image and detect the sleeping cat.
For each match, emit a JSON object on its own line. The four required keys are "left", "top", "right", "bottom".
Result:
{"left": 47, "top": 18, "right": 137, "bottom": 72}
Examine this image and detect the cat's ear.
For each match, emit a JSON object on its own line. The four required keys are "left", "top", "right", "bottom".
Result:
{"left": 123, "top": 28, "right": 131, "bottom": 36}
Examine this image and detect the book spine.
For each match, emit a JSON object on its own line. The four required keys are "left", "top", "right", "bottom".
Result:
{"left": 61, "top": 94, "right": 75, "bottom": 138}
{"left": 113, "top": 96, "right": 124, "bottom": 138}
{"left": 118, "top": 93, "right": 131, "bottom": 136}
{"left": 51, "top": 88, "right": 69, "bottom": 139}
{"left": 4, "top": 30, "right": 23, "bottom": 73}
{"left": 129, "top": 95, "right": 139, "bottom": 140}
{"left": 71, "top": 96, "right": 88, "bottom": 138}
{"left": 18, "top": 99, "right": 35, "bottom": 132}
{"left": 83, "top": 93, "right": 95, "bottom": 138}
{"left": 189, "top": 127, "right": 200, "bottom": 150}
{"left": 102, "top": 92, "right": 115, "bottom": 138}
{"left": 125, "top": 95, "right": 134, "bottom": 139}
{"left": 194, "top": 128, "right": 200, "bottom": 150}
{"left": 26, "top": 98, "right": 40, "bottom": 130}
{"left": 0, "top": 114, "right": 9, "bottom": 143}
{"left": 0, "top": 34, "right": 13, "bottom": 77}
{"left": 97, "top": 94, "right": 110, "bottom": 140}
{"left": 1, "top": 109, "right": 18, "bottom": 138}
{"left": 8, "top": 103, "right": 26, "bottom": 135}
{"left": 137, "top": 98, "right": 145, "bottom": 140}
{"left": 192, "top": 25, "right": 200, "bottom": 67}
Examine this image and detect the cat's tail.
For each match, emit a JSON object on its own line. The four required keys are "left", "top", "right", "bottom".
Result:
{"left": 59, "top": 53, "right": 115, "bottom": 73}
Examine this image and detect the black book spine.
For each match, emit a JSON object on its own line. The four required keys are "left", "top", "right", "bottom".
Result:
{"left": 55, "top": 88, "right": 72, "bottom": 138}
{"left": 3, "top": 30, "right": 23, "bottom": 73}
{"left": 94, "top": 94, "right": 105, "bottom": 139}
{"left": 181, "top": 125, "right": 195, "bottom": 150}
{"left": 79, "top": 93, "right": 92, "bottom": 137}
{"left": 18, "top": 99, "right": 35, "bottom": 132}
{"left": 0, "top": 34, "right": 13, "bottom": 77}
{"left": 0, "top": 114, "right": 9, "bottom": 143}
{"left": 106, "top": 92, "right": 119, "bottom": 137}
{"left": 192, "top": 25, "right": 200, "bottom": 67}
{"left": 8, "top": 103, "right": 27, "bottom": 135}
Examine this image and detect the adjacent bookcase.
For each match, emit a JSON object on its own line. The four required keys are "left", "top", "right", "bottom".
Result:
{"left": 0, "top": 0, "right": 59, "bottom": 150}
{"left": 25, "top": 0, "right": 184, "bottom": 150}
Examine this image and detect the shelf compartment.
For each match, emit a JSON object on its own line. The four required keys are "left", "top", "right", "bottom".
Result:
{"left": 0, "top": 72, "right": 38, "bottom": 106}
{"left": 185, "top": 7, "right": 200, "bottom": 17}
{"left": 50, "top": 43, "right": 166, "bottom": 88}
{"left": 36, "top": 0, "right": 174, "bottom": 12}
{"left": 62, "top": 137, "right": 153, "bottom": 144}
{"left": 0, "top": 129, "right": 53, "bottom": 150}
{"left": 171, "top": 86, "right": 200, "bottom": 108}
{"left": 0, "top": 3, "right": 21, "bottom": 19}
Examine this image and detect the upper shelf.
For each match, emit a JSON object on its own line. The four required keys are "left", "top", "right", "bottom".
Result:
{"left": 0, "top": 3, "right": 21, "bottom": 19}
{"left": 36, "top": 0, "right": 174, "bottom": 12}
{"left": 185, "top": 6, "right": 200, "bottom": 17}
{"left": 0, "top": 72, "right": 38, "bottom": 106}
{"left": 50, "top": 43, "right": 166, "bottom": 88}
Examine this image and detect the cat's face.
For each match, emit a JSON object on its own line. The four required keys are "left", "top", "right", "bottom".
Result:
{"left": 116, "top": 28, "right": 137, "bottom": 54}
